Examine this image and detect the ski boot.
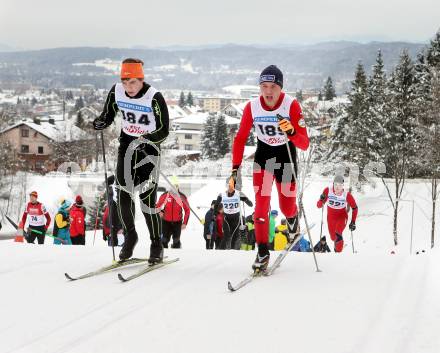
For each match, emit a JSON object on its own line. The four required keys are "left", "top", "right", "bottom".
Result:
{"left": 148, "top": 239, "right": 164, "bottom": 265}
{"left": 119, "top": 231, "right": 138, "bottom": 261}
{"left": 252, "top": 243, "right": 270, "bottom": 273}
{"left": 170, "top": 240, "right": 181, "bottom": 249}
{"left": 286, "top": 215, "right": 300, "bottom": 243}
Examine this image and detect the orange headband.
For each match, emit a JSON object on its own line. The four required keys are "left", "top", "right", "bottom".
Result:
{"left": 120, "top": 62, "right": 144, "bottom": 79}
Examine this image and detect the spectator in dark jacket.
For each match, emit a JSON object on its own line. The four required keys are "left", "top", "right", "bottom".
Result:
{"left": 103, "top": 199, "right": 125, "bottom": 247}
{"left": 103, "top": 202, "right": 110, "bottom": 242}
{"left": 102, "top": 174, "right": 122, "bottom": 246}
{"left": 214, "top": 204, "right": 224, "bottom": 250}
{"left": 314, "top": 236, "right": 331, "bottom": 253}
{"left": 203, "top": 200, "right": 217, "bottom": 249}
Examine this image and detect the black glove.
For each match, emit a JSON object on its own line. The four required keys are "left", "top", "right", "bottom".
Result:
{"left": 244, "top": 197, "right": 253, "bottom": 207}
{"left": 349, "top": 221, "right": 356, "bottom": 231}
{"left": 319, "top": 193, "right": 326, "bottom": 202}
{"left": 93, "top": 118, "right": 107, "bottom": 130}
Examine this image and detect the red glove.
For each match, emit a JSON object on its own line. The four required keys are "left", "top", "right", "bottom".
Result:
{"left": 317, "top": 200, "right": 323, "bottom": 208}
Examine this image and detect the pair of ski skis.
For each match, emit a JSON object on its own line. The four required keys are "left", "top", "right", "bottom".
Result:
{"left": 64, "top": 257, "right": 179, "bottom": 282}
{"left": 228, "top": 223, "right": 316, "bottom": 292}
{"left": 65, "top": 223, "right": 314, "bottom": 286}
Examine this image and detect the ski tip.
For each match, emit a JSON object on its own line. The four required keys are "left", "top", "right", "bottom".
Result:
{"left": 117, "top": 273, "right": 127, "bottom": 282}
{"left": 227, "top": 281, "right": 236, "bottom": 292}
{"left": 64, "top": 273, "right": 76, "bottom": 281}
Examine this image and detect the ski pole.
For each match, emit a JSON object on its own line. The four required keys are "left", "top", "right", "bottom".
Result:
{"left": 238, "top": 201, "right": 247, "bottom": 250}
{"left": 101, "top": 131, "right": 116, "bottom": 261}
{"left": 29, "top": 228, "right": 66, "bottom": 244}
{"left": 319, "top": 207, "right": 324, "bottom": 242}
{"left": 350, "top": 230, "right": 356, "bottom": 253}
{"left": 276, "top": 114, "right": 321, "bottom": 272}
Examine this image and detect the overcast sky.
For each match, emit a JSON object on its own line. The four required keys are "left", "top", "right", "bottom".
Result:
{"left": 1, "top": 0, "right": 439, "bottom": 50}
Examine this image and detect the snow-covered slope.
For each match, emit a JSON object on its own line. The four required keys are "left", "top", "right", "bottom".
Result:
{"left": 1, "top": 175, "right": 439, "bottom": 353}
{"left": 0, "top": 243, "right": 439, "bottom": 353}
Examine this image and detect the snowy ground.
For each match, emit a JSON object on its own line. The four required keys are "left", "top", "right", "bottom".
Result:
{"left": 1, "top": 175, "right": 439, "bottom": 353}
{"left": 1, "top": 243, "right": 439, "bottom": 353}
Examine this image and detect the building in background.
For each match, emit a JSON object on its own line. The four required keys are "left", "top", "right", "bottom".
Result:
{"left": 0, "top": 119, "right": 93, "bottom": 173}
{"left": 171, "top": 112, "right": 240, "bottom": 151}
{"left": 199, "top": 96, "right": 248, "bottom": 113}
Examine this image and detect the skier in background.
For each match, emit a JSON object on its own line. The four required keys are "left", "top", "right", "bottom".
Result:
{"left": 203, "top": 200, "right": 217, "bottom": 249}
{"left": 93, "top": 58, "right": 169, "bottom": 263}
{"left": 20, "top": 191, "right": 51, "bottom": 244}
{"left": 317, "top": 175, "right": 358, "bottom": 252}
{"left": 214, "top": 183, "right": 253, "bottom": 250}
{"left": 230, "top": 65, "right": 309, "bottom": 270}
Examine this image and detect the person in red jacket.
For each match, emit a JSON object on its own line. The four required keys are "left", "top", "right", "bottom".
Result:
{"left": 20, "top": 191, "right": 51, "bottom": 244}
{"left": 69, "top": 195, "right": 87, "bottom": 245}
{"left": 317, "top": 175, "right": 358, "bottom": 252}
{"left": 230, "top": 65, "right": 309, "bottom": 271}
{"left": 102, "top": 202, "right": 111, "bottom": 242}
{"left": 156, "top": 180, "right": 190, "bottom": 248}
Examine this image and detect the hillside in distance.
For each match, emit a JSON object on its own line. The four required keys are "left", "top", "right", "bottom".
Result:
{"left": 0, "top": 41, "right": 425, "bottom": 92}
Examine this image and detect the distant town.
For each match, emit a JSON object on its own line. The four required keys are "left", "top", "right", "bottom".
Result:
{"left": 0, "top": 75, "right": 342, "bottom": 173}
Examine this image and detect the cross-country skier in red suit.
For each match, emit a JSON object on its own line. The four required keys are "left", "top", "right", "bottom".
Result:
{"left": 20, "top": 191, "right": 51, "bottom": 244}
{"left": 317, "top": 175, "right": 358, "bottom": 252}
{"left": 230, "top": 65, "right": 309, "bottom": 271}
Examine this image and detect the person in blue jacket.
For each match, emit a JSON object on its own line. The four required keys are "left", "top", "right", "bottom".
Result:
{"left": 292, "top": 235, "right": 311, "bottom": 252}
